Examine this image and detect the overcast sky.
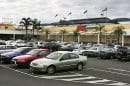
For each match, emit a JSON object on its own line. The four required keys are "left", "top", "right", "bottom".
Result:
{"left": 0, "top": 0, "right": 130, "bottom": 24}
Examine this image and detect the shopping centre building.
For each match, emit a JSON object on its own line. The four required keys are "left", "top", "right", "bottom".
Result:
{"left": 0, "top": 17, "right": 130, "bottom": 45}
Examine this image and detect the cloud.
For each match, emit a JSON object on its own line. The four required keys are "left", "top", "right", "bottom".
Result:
{"left": 0, "top": 0, "right": 130, "bottom": 24}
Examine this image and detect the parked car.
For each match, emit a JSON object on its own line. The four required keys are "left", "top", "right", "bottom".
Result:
{"left": 12, "top": 49, "right": 50, "bottom": 67}
{"left": 99, "top": 47, "right": 116, "bottom": 59}
{"left": 11, "top": 40, "right": 27, "bottom": 47}
{"left": 116, "top": 46, "right": 130, "bottom": 61}
{"left": 0, "top": 47, "right": 33, "bottom": 63}
{"left": 114, "top": 45, "right": 121, "bottom": 51}
{"left": 34, "top": 41, "right": 45, "bottom": 48}
{"left": 81, "top": 44, "right": 105, "bottom": 57}
{"left": 60, "top": 43, "right": 81, "bottom": 51}
{"left": 30, "top": 51, "right": 87, "bottom": 74}
{"left": 44, "top": 42, "right": 61, "bottom": 51}
{"left": 72, "top": 45, "right": 91, "bottom": 55}
{"left": 0, "top": 45, "right": 17, "bottom": 54}
{"left": 81, "top": 47, "right": 102, "bottom": 57}
{"left": 0, "top": 41, "right": 6, "bottom": 45}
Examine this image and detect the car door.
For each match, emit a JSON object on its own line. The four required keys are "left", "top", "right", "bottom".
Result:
{"left": 68, "top": 53, "right": 80, "bottom": 68}
{"left": 58, "top": 53, "right": 71, "bottom": 70}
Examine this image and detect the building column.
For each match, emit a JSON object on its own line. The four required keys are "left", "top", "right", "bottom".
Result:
{"left": 122, "top": 34, "right": 124, "bottom": 46}
{"left": 13, "top": 34, "right": 15, "bottom": 40}
{"left": 48, "top": 34, "right": 50, "bottom": 39}
{"left": 97, "top": 33, "right": 100, "bottom": 44}
{"left": 78, "top": 35, "right": 80, "bottom": 43}
{"left": 61, "top": 34, "right": 63, "bottom": 42}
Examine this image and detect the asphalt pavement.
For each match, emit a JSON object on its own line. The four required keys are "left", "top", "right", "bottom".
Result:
{"left": 0, "top": 58, "right": 130, "bottom": 86}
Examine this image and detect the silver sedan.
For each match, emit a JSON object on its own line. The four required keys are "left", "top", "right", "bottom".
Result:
{"left": 30, "top": 51, "right": 87, "bottom": 74}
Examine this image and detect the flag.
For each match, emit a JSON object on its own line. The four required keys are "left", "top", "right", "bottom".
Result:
{"left": 100, "top": 13, "right": 104, "bottom": 16}
{"left": 83, "top": 10, "right": 87, "bottom": 14}
{"left": 102, "top": 8, "right": 107, "bottom": 12}
{"left": 54, "top": 14, "right": 58, "bottom": 17}
{"left": 68, "top": 12, "right": 72, "bottom": 16}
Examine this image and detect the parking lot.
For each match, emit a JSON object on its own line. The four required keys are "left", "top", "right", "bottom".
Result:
{"left": 0, "top": 58, "right": 130, "bottom": 86}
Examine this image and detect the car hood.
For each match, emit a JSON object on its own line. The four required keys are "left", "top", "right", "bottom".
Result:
{"left": 31, "top": 58, "right": 57, "bottom": 65}
{"left": 13, "top": 55, "right": 37, "bottom": 60}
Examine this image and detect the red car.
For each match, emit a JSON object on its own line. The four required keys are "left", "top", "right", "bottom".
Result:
{"left": 12, "top": 49, "right": 50, "bottom": 67}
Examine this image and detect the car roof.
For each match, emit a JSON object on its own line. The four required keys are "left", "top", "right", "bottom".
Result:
{"left": 54, "top": 51, "right": 73, "bottom": 54}
{"left": 32, "top": 49, "right": 48, "bottom": 51}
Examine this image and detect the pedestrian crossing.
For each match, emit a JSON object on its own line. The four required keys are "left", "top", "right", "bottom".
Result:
{"left": 37, "top": 73, "right": 129, "bottom": 86}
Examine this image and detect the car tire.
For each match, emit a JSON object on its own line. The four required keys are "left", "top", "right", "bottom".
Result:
{"left": 77, "top": 63, "right": 83, "bottom": 71}
{"left": 47, "top": 66, "right": 56, "bottom": 74}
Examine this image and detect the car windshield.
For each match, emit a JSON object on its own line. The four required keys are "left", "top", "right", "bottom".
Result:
{"left": 26, "top": 50, "right": 40, "bottom": 56}
{"left": 89, "top": 47, "right": 98, "bottom": 50}
{"left": 102, "top": 48, "right": 113, "bottom": 52}
{"left": 47, "top": 52, "right": 62, "bottom": 60}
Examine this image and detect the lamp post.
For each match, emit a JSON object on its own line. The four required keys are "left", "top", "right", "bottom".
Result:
{"left": 97, "top": 32, "right": 100, "bottom": 44}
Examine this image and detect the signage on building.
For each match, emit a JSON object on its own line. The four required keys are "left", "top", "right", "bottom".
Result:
{"left": 76, "top": 24, "right": 97, "bottom": 31}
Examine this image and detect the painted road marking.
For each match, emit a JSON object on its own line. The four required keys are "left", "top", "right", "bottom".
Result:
{"left": 84, "top": 79, "right": 111, "bottom": 83}
{"left": 0, "top": 65, "right": 129, "bottom": 86}
{"left": 107, "top": 82, "right": 129, "bottom": 86}
{"left": 108, "top": 68, "right": 130, "bottom": 73}
{"left": 40, "top": 74, "right": 83, "bottom": 79}
{"left": 87, "top": 67, "right": 130, "bottom": 77}
{"left": 58, "top": 76, "right": 97, "bottom": 81}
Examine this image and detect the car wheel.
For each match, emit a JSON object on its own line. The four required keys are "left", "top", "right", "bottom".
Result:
{"left": 47, "top": 66, "right": 56, "bottom": 74}
{"left": 77, "top": 63, "right": 83, "bottom": 71}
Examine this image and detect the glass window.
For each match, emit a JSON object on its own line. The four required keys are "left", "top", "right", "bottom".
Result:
{"left": 39, "top": 51, "right": 50, "bottom": 57}
{"left": 60, "top": 54, "right": 70, "bottom": 60}
{"left": 27, "top": 50, "right": 40, "bottom": 56}
{"left": 69, "top": 53, "right": 79, "bottom": 59}
{"left": 7, "top": 46, "right": 16, "bottom": 49}
{"left": 47, "top": 52, "right": 62, "bottom": 60}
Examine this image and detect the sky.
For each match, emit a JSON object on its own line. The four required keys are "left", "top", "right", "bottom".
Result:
{"left": 0, "top": 0, "right": 130, "bottom": 24}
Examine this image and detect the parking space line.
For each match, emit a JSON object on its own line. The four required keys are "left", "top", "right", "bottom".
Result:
{"left": 0, "top": 65, "right": 39, "bottom": 78}
{"left": 107, "top": 82, "right": 129, "bottom": 86}
{"left": 40, "top": 74, "right": 83, "bottom": 79}
{"left": 107, "top": 68, "right": 130, "bottom": 73}
{"left": 87, "top": 67, "right": 130, "bottom": 77}
{"left": 1, "top": 65, "right": 129, "bottom": 86}
{"left": 84, "top": 79, "right": 111, "bottom": 83}
{"left": 58, "top": 76, "right": 97, "bottom": 81}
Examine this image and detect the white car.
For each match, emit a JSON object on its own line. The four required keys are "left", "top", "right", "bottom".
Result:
{"left": 0, "top": 45, "right": 17, "bottom": 54}
{"left": 30, "top": 51, "right": 87, "bottom": 74}
{"left": 72, "top": 46, "right": 91, "bottom": 55}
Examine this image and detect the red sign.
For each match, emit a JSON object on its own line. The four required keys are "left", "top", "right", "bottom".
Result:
{"left": 76, "top": 25, "right": 86, "bottom": 31}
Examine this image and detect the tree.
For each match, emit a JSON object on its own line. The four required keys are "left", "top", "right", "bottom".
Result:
{"left": 60, "top": 29, "right": 67, "bottom": 42}
{"left": 95, "top": 24, "right": 105, "bottom": 43}
{"left": 44, "top": 29, "right": 50, "bottom": 41}
{"left": 73, "top": 30, "right": 80, "bottom": 42}
{"left": 32, "top": 19, "right": 41, "bottom": 40}
{"left": 112, "top": 26, "right": 126, "bottom": 44}
{"left": 19, "top": 17, "right": 32, "bottom": 42}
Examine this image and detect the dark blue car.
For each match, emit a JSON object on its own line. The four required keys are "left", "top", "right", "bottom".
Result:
{"left": 0, "top": 47, "right": 33, "bottom": 63}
